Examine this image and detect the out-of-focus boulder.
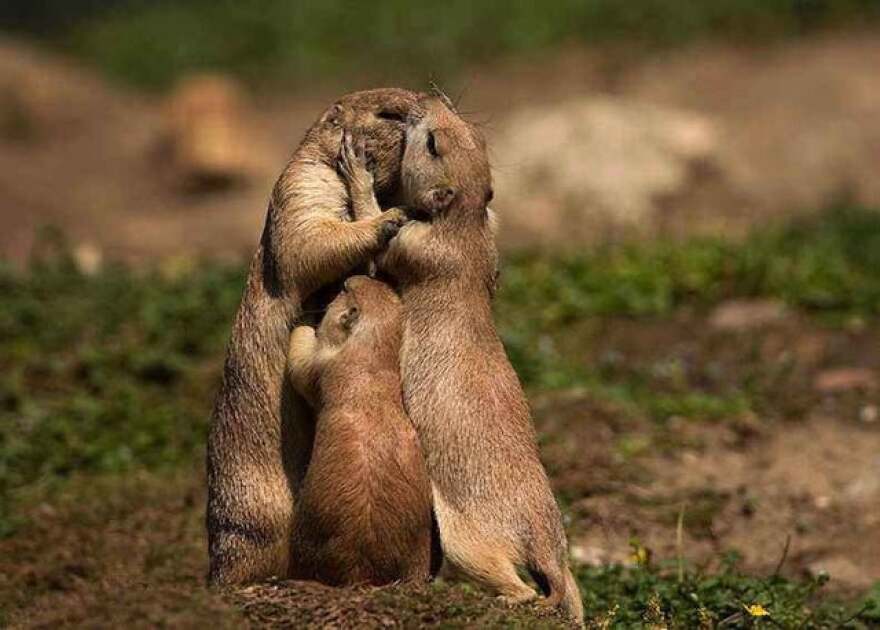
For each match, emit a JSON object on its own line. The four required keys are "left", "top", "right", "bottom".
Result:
{"left": 164, "top": 74, "right": 257, "bottom": 189}
{"left": 0, "top": 38, "right": 111, "bottom": 139}
{"left": 492, "top": 97, "right": 718, "bottom": 247}
{"left": 814, "top": 368, "right": 876, "bottom": 394}
{"left": 708, "top": 299, "right": 788, "bottom": 332}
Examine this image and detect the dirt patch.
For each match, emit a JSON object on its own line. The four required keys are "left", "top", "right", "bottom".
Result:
{"left": 3, "top": 33, "right": 880, "bottom": 262}
{"left": 0, "top": 473, "right": 572, "bottom": 629}
{"left": 534, "top": 308, "right": 880, "bottom": 592}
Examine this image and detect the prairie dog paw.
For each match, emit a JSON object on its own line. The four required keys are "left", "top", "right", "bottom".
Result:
{"left": 377, "top": 208, "right": 409, "bottom": 245}
{"left": 337, "top": 131, "right": 374, "bottom": 191}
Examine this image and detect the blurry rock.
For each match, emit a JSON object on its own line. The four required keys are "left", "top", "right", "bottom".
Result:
{"left": 844, "top": 458, "right": 880, "bottom": 502}
{"left": 493, "top": 97, "right": 718, "bottom": 245}
{"left": 813, "top": 368, "right": 876, "bottom": 394}
{"left": 570, "top": 543, "right": 630, "bottom": 567}
{"left": 860, "top": 405, "right": 878, "bottom": 424}
{"left": 708, "top": 299, "right": 787, "bottom": 332}
{"left": 165, "top": 74, "right": 255, "bottom": 190}
{"left": 72, "top": 242, "right": 102, "bottom": 276}
{"left": 0, "top": 38, "right": 107, "bottom": 137}
{"left": 808, "top": 556, "right": 873, "bottom": 589}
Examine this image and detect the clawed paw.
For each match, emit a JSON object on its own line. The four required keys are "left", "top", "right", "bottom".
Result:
{"left": 337, "top": 131, "right": 374, "bottom": 189}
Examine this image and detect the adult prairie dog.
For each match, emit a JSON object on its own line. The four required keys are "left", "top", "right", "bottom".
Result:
{"left": 286, "top": 275, "right": 433, "bottom": 586}
{"left": 352, "top": 94, "right": 583, "bottom": 623}
{"left": 206, "top": 89, "right": 422, "bottom": 586}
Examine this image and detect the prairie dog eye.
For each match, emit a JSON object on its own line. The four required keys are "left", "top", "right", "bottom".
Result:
{"left": 427, "top": 131, "right": 439, "bottom": 158}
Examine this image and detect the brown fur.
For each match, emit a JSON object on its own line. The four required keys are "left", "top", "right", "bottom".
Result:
{"left": 285, "top": 275, "right": 433, "bottom": 586}
{"left": 205, "top": 88, "right": 423, "bottom": 586}
{"left": 373, "top": 96, "right": 584, "bottom": 623}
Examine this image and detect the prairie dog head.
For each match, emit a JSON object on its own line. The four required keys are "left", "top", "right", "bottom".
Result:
{"left": 317, "top": 275, "right": 402, "bottom": 350}
{"left": 381, "top": 95, "right": 497, "bottom": 292}
{"left": 402, "top": 95, "right": 493, "bottom": 219}
{"left": 318, "top": 88, "right": 422, "bottom": 205}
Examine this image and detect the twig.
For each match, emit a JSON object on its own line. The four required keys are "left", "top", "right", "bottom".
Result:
{"left": 676, "top": 502, "right": 686, "bottom": 583}
{"left": 772, "top": 534, "right": 791, "bottom": 577}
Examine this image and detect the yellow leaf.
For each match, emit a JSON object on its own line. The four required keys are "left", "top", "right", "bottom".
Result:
{"left": 744, "top": 603, "right": 770, "bottom": 617}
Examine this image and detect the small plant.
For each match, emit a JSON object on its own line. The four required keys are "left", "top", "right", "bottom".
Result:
{"left": 577, "top": 553, "right": 875, "bottom": 628}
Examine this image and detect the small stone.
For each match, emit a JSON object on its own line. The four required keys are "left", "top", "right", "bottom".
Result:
{"left": 708, "top": 299, "right": 787, "bottom": 332}
{"left": 808, "top": 556, "right": 873, "bottom": 589}
{"left": 72, "top": 242, "right": 102, "bottom": 275}
{"left": 570, "top": 544, "right": 606, "bottom": 566}
{"left": 860, "top": 404, "right": 878, "bottom": 424}
{"left": 814, "top": 368, "right": 876, "bottom": 394}
{"left": 814, "top": 495, "right": 832, "bottom": 510}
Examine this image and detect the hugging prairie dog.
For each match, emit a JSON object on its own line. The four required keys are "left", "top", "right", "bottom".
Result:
{"left": 285, "top": 275, "right": 433, "bottom": 585}
{"left": 356, "top": 95, "right": 583, "bottom": 623}
{"left": 206, "top": 88, "right": 422, "bottom": 586}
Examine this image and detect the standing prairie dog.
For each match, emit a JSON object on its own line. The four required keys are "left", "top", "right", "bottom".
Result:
{"left": 286, "top": 275, "right": 434, "bottom": 586}
{"left": 340, "top": 95, "right": 584, "bottom": 623}
{"left": 206, "top": 89, "right": 422, "bottom": 586}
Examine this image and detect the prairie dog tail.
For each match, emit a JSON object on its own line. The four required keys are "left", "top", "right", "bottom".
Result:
{"left": 530, "top": 561, "right": 585, "bottom": 626}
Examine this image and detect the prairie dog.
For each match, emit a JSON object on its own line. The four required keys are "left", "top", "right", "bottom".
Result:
{"left": 286, "top": 275, "right": 433, "bottom": 586}
{"left": 206, "top": 89, "right": 422, "bottom": 585}
{"left": 364, "top": 95, "right": 583, "bottom": 623}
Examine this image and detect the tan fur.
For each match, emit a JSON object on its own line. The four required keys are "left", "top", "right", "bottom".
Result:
{"left": 205, "top": 89, "right": 423, "bottom": 586}
{"left": 373, "top": 96, "right": 584, "bottom": 623}
{"left": 285, "top": 276, "right": 433, "bottom": 586}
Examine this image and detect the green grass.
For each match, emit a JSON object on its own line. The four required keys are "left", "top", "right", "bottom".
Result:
{"left": 9, "top": 0, "right": 878, "bottom": 89}
{"left": 2, "top": 207, "right": 880, "bottom": 523}
{"left": 2, "top": 207, "right": 880, "bottom": 624}
{"left": 500, "top": 206, "right": 880, "bottom": 392}
{"left": 578, "top": 556, "right": 880, "bottom": 628}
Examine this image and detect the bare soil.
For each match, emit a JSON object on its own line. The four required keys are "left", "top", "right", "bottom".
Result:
{"left": 2, "top": 32, "right": 880, "bottom": 262}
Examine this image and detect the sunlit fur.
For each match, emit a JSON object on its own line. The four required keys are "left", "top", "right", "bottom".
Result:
{"left": 206, "top": 88, "right": 422, "bottom": 586}
{"left": 379, "top": 96, "right": 584, "bottom": 624}
{"left": 285, "top": 276, "right": 434, "bottom": 586}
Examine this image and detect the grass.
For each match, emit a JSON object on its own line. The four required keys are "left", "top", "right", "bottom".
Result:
{"left": 4, "top": 0, "right": 880, "bottom": 89}
{"left": 2, "top": 207, "right": 880, "bottom": 625}
{"left": 3, "top": 207, "right": 880, "bottom": 522}
{"left": 578, "top": 557, "right": 880, "bottom": 628}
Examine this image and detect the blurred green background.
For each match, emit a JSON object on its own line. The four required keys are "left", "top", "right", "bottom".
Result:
{"left": 1, "top": 0, "right": 878, "bottom": 89}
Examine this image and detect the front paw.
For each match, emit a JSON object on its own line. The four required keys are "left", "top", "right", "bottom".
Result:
{"left": 377, "top": 208, "right": 409, "bottom": 246}
{"left": 337, "top": 131, "right": 374, "bottom": 192}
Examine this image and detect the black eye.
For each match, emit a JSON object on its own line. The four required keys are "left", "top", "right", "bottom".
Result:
{"left": 427, "top": 131, "right": 439, "bottom": 157}
{"left": 377, "top": 110, "right": 405, "bottom": 122}
{"left": 485, "top": 188, "right": 494, "bottom": 204}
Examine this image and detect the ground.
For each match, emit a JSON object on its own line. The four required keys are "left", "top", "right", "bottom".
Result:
{"left": 2, "top": 218, "right": 879, "bottom": 626}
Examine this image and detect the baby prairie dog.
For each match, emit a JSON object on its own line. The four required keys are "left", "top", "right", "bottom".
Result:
{"left": 345, "top": 95, "right": 584, "bottom": 623}
{"left": 207, "top": 89, "right": 421, "bottom": 586}
{"left": 286, "top": 275, "right": 433, "bottom": 586}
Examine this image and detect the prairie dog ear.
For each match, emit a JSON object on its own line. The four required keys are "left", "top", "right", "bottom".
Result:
{"left": 430, "top": 128, "right": 455, "bottom": 157}
{"left": 320, "top": 103, "right": 344, "bottom": 126}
